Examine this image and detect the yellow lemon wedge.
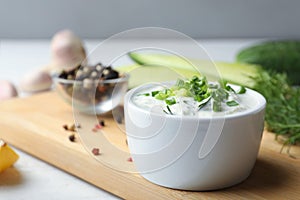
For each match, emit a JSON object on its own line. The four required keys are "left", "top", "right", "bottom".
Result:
{"left": 0, "top": 139, "right": 19, "bottom": 173}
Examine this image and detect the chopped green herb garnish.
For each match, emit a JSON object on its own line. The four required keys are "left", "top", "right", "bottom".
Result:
{"left": 151, "top": 90, "right": 159, "bottom": 97}
{"left": 138, "top": 93, "right": 150, "bottom": 96}
{"left": 155, "top": 91, "right": 168, "bottom": 100}
{"left": 198, "top": 96, "right": 211, "bottom": 110}
{"left": 166, "top": 105, "right": 173, "bottom": 115}
{"left": 165, "top": 97, "right": 176, "bottom": 105}
{"left": 163, "top": 105, "right": 174, "bottom": 115}
{"left": 237, "top": 86, "right": 246, "bottom": 94}
{"left": 145, "top": 76, "right": 247, "bottom": 115}
{"left": 221, "top": 80, "right": 246, "bottom": 95}
{"left": 155, "top": 89, "right": 174, "bottom": 100}
{"left": 226, "top": 100, "right": 239, "bottom": 106}
{"left": 225, "top": 84, "right": 236, "bottom": 93}
{"left": 175, "top": 76, "right": 211, "bottom": 102}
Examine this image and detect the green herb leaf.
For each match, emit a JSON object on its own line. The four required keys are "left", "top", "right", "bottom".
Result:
{"left": 164, "top": 105, "right": 173, "bottom": 115}
{"left": 198, "top": 97, "right": 211, "bottom": 110}
{"left": 252, "top": 70, "right": 300, "bottom": 146}
{"left": 237, "top": 86, "right": 246, "bottom": 94}
{"left": 226, "top": 100, "right": 239, "bottom": 106}
{"left": 151, "top": 90, "right": 159, "bottom": 97}
{"left": 155, "top": 89, "right": 173, "bottom": 100}
{"left": 138, "top": 93, "right": 150, "bottom": 96}
{"left": 225, "top": 85, "right": 236, "bottom": 93}
{"left": 165, "top": 97, "right": 176, "bottom": 105}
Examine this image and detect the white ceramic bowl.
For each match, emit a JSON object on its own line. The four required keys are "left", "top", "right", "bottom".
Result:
{"left": 124, "top": 83, "right": 266, "bottom": 191}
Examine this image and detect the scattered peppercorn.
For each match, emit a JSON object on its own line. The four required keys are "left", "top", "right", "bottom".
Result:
{"left": 62, "top": 124, "right": 69, "bottom": 130}
{"left": 63, "top": 123, "right": 77, "bottom": 132}
{"left": 95, "top": 124, "right": 102, "bottom": 129}
{"left": 68, "top": 134, "right": 76, "bottom": 142}
{"left": 92, "top": 148, "right": 101, "bottom": 156}
{"left": 63, "top": 123, "right": 79, "bottom": 142}
{"left": 127, "top": 157, "right": 133, "bottom": 162}
{"left": 69, "top": 124, "right": 76, "bottom": 132}
{"left": 99, "top": 120, "right": 105, "bottom": 127}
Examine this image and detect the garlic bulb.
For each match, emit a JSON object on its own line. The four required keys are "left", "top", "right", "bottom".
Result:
{"left": 19, "top": 70, "right": 53, "bottom": 93}
{"left": 45, "top": 29, "right": 87, "bottom": 74}
{"left": 0, "top": 80, "right": 18, "bottom": 100}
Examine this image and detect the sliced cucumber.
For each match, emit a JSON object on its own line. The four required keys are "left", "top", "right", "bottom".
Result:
{"left": 128, "top": 52, "right": 261, "bottom": 88}
{"left": 116, "top": 64, "right": 200, "bottom": 88}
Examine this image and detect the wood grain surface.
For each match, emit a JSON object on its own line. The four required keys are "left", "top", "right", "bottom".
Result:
{"left": 0, "top": 92, "right": 299, "bottom": 200}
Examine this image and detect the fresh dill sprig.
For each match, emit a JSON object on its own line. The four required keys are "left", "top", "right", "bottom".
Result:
{"left": 253, "top": 70, "right": 300, "bottom": 146}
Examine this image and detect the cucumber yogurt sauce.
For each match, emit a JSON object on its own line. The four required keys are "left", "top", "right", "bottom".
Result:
{"left": 132, "top": 76, "right": 256, "bottom": 117}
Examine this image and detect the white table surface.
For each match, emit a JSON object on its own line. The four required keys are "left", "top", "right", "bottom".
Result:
{"left": 0, "top": 38, "right": 260, "bottom": 200}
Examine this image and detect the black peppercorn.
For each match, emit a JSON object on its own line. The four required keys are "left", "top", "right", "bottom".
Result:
{"left": 99, "top": 120, "right": 105, "bottom": 127}
{"left": 69, "top": 134, "right": 76, "bottom": 142}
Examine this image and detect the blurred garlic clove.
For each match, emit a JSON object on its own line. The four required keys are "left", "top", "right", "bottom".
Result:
{"left": 19, "top": 69, "right": 53, "bottom": 93}
{"left": 46, "top": 29, "right": 87, "bottom": 74}
{"left": 0, "top": 80, "right": 18, "bottom": 100}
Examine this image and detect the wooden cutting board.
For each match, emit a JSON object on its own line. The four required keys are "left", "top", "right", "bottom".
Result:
{"left": 0, "top": 92, "right": 299, "bottom": 200}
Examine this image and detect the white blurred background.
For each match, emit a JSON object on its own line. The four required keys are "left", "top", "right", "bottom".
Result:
{"left": 0, "top": 0, "right": 299, "bottom": 39}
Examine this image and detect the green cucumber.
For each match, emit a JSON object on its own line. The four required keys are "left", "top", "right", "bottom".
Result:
{"left": 128, "top": 52, "right": 261, "bottom": 88}
{"left": 116, "top": 64, "right": 200, "bottom": 88}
